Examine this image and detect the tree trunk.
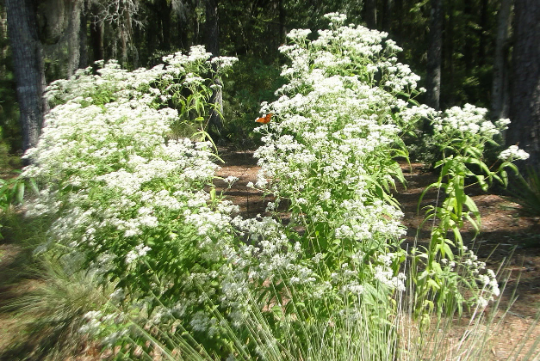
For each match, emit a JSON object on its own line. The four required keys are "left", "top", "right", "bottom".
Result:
{"left": 90, "top": 4, "right": 103, "bottom": 61}
{"left": 491, "top": 0, "right": 512, "bottom": 121}
{"left": 279, "top": 0, "right": 286, "bottom": 44}
{"left": 159, "top": 0, "right": 172, "bottom": 50}
{"left": 463, "top": 1, "right": 474, "bottom": 74}
{"left": 364, "top": 0, "right": 377, "bottom": 29}
{"left": 5, "top": 0, "right": 47, "bottom": 152}
{"left": 445, "top": 0, "right": 454, "bottom": 106}
{"left": 205, "top": 0, "right": 223, "bottom": 136}
{"left": 426, "top": 0, "right": 443, "bottom": 111}
{"left": 478, "top": 0, "right": 489, "bottom": 64}
{"left": 0, "top": 5, "right": 8, "bottom": 80}
{"left": 383, "top": 0, "right": 393, "bottom": 33}
{"left": 79, "top": 0, "right": 88, "bottom": 69}
{"left": 67, "top": 0, "right": 83, "bottom": 77}
{"left": 507, "top": 0, "right": 540, "bottom": 169}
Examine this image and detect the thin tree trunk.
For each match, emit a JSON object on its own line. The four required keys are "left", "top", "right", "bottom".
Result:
{"left": 426, "top": 0, "right": 443, "bottom": 111}
{"left": 445, "top": 0, "right": 454, "bottom": 106}
{"left": 491, "top": 0, "right": 512, "bottom": 121}
{"left": 507, "top": 0, "right": 540, "bottom": 169}
{"left": 67, "top": 0, "right": 83, "bottom": 77}
{"left": 0, "top": 6, "right": 8, "bottom": 80}
{"left": 90, "top": 4, "right": 103, "bottom": 61}
{"left": 364, "top": 0, "right": 377, "bottom": 29}
{"left": 478, "top": 0, "right": 489, "bottom": 64}
{"left": 5, "top": 0, "right": 47, "bottom": 153}
{"left": 159, "top": 0, "right": 171, "bottom": 50}
{"left": 463, "top": 1, "right": 474, "bottom": 74}
{"left": 279, "top": 0, "right": 286, "bottom": 44}
{"left": 79, "top": 0, "right": 88, "bottom": 69}
{"left": 205, "top": 0, "right": 223, "bottom": 136}
{"left": 383, "top": 0, "right": 393, "bottom": 33}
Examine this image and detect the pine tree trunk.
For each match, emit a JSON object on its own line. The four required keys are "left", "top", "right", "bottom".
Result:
{"left": 445, "top": 0, "right": 455, "bottom": 106}
{"left": 491, "top": 0, "right": 512, "bottom": 121}
{"left": 279, "top": 0, "right": 286, "bottom": 44}
{"left": 5, "top": 0, "right": 46, "bottom": 152}
{"left": 90, "top": 4, "right": 103, "bottom": 61}
{"left": 507, "top": 0, "right": 540, "bottom": 169}
{"left": 478, "top": 0, "right": 489, "bottom": 64}
{"left": 364, "top": 0, "right": 377, "bottom": 29}
{"left": 426, "top": 0, "right": 443, "bottom": 111}
{"left": 79, "top": 0, "right": 88, "bottom": 69}
{"left": 383, "top": 0, "right": 393, "bottom": 33}
{"left": 205, "top": 0, "right": 223, "bottom": 136}
{"left": 67, "top": 0, "right": 83, "bottom": 77}
{"left": 159, "top": 0, "right": 171, "bottom": 50}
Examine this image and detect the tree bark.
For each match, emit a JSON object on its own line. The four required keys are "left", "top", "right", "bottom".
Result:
{"left": 67, "top": 0, "right": 83, "bottom": 76}
{"left": 491, "top": 0, "right": 512, "bottom": 121}
{"left": 478, "top": 0, "right": 489, "bottom": 63}
{"left": 5, "top": 0, "right": 47, "bottom": 152}
{"left": 507, "top": 0, "right": 540, "bottom": 169}
{"left": 445, "top": 0, "right": 454, "bottom": 106}
{"left": 383, "top": 0, "right": 393, "bottom": 33}
{"left": 364, "top": 0, "right": 377, "bottom": 29}
{"left": 426, "top": 0, "right": 443, "bottom": 111}
{"left": 159, "top": 0, "right": 172, "bottom": 50}
{"left": 205, "top": 0, "right": 223, "bottom": 137}
{"left": 279, "top": 0, "right": 286, "bottom": 44}
{"left": 90, "top": 4, "right": 103, "bottom": 61}
{"left": 463, "top": 0, "right": 474, "bottom": 73}
{"left": 79, "top": 0, "right": 88, "bottom": 69}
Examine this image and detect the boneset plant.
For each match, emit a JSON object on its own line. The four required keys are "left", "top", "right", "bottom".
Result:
{"left": 413, "top": 105, "right": 529, "bottom": 317}
{"left": 20, "top": 15, "right": 534, "bottom": 360}
{"left": 250, "top": 13, "right": 423, "bottom": 319}
{"left": 249, "top": 12, "right": 527, "bottom": 339}
{"left": 22, "top": 47, "right": 241, "bottom": 357}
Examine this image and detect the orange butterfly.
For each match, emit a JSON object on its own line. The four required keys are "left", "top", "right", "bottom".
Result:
{"left": 255, "top": 113, "right": 273, "bottom": 124}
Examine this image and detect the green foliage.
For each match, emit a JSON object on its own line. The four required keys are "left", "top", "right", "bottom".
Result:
{"left": 0, "top": 171, "right": 38, "bottom": 211}
{"left": 0, "top": 171, "right": 38, "bottom": 240}
{"left": 413, "top": 106, "right": 525, "bottom": 316}
{"left": 222, "top": 56, "right": 283, "bottom": 146}
{"left": 1, "top": 256, "right": 112, "bottom": 361}
{"left": 511, "top": 167, "right": 540, "bottom": 217}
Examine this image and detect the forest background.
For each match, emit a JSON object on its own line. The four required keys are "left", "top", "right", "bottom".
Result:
{"left": 0, "top": 0, "right": 539, "bottom": 168}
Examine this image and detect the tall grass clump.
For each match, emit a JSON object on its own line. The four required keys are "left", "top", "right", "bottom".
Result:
{"left": 1, "top": 258, "right": 113, "bottom": 360}
{"left": 19, "top": 14, "right": 535, "bottom": 360}
{"left": 510, "top": 166, "right": 540, "bottom": 217}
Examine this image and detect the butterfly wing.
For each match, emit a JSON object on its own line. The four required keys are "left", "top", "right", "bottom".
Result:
{"left": 255, "top": 113, "right": 273, "bottom": 124}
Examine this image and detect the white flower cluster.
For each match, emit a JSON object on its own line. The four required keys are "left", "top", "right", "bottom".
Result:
{"left": 230, "top": 15, "right": 428, "bottom": 323}
{"left": 439, "top": 247, "right": 500, "bottom": 308}
{"left": 432, "top": 104, "right": 500, "bottom": 137}
{"left": 23, "top": 47, "right": 239, "bottom": 308}
{"left": 125, "top": 244, "right": 151, "bottom": 264}
{"left": 255, "top": 16, "right": 423, "bottom": 253}
{"left": 46, "top": 46, "right": 237, "bottom": 110}
{"left": 498, "top": 145, "right": 530, "bottom": 161}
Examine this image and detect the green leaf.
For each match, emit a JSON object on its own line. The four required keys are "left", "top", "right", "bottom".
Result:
{"left": 16, "top": 182, "right": 25, "bottom": 204}
{"left": 427, "top": 279, "right": 440, "bottom": 290}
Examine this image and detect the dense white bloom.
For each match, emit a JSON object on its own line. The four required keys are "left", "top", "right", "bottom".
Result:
{"left": 499, "top": 145, "right": 530, "bottom": 161}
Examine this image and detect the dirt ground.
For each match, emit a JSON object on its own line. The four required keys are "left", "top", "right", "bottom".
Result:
{"left": 0, "top": 147, "right": 539, "bottom": 360}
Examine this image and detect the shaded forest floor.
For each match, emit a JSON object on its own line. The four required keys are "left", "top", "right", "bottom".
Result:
{"left": 0, "top": 147, "right": 539, "bottom": 360}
